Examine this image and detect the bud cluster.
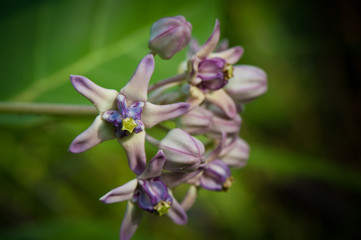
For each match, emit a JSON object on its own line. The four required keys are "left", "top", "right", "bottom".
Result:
{"left": 68, "top": 16, "right": 267, "bottom": 240}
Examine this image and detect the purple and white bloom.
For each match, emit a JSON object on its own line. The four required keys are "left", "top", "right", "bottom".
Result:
{"left": 158, "top": 128, "right": 205, "bottom": 172}
{"left": 187, "top": 19, "right": 243, "bottom": 90}
{"left": 68, "top": 54, "right": 190, "bottom": 174}
{"left": 224, "top": 65, "right": 267, "bottom": 107}
{"left": 100, "top": 150, "right": 188, "bottom": 240}
{"left": 149, "top": 15, "right": 192, "bottom": 60}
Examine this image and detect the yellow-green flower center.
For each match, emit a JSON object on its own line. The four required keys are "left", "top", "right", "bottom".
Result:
{"left": 122, "top": 117, "right": 138, "bottom": 133}
{"left": 153, "top": 200, "right": 171, "bottom": 216}
{"left": 222, "top": 176, "right": 234, "bottom": 191}
{"left": 223, "top": 64, "right": 234, "bottom": 80}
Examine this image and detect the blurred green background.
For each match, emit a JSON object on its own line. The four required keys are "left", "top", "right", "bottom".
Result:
{"left": 0, "top": 0, "right": 360, "bottom": 239}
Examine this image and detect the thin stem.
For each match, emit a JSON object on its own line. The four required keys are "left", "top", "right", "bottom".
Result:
{"left": 145, "top": 134, "right": 160, "bottom": 147}
{"left": 0, "top": 102, "right": 97, "bottom": 116}
{"left": 148, "top": 73, "right": 186, "bottom": 93}
{"left": 155, "top": 124, "right": 171, "bottom": 132}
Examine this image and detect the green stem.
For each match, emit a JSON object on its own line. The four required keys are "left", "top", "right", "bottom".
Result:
{"left": 0, "top": 102, "right": 97, "bottom": 116}
{"left": 148, "top": 73, "right": 186, "bottom": 93}
{"left": 145, "top": 134, "right": 160, "bottom": 147}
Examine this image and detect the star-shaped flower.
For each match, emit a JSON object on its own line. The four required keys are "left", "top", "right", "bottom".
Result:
{"left": 68, "top": 54, "right": 190, "bottom": 174}
{"left": 100, "top": 150, "right": 187, "bottom": 240}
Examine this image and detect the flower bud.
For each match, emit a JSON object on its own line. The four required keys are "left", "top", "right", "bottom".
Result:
{"left": 225, "top": 65, "right": 267, "bottom": 104}
{"left": 200, "top": 159, "right": 232, "bottom": 191}
{"left": 159, "top": 128, "right": 205, "bottom": 172}
{"left": 220, "top": 138, "right": 250, "bottom": 168}
{"left": 178, "top": 106, "right": 214, "bottom": 135}
{"left": 148, "top": 15, "right": 192, "bottom": 60}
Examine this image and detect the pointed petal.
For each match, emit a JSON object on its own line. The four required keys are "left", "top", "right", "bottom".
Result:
{"left": 119, "top": 54, "right": 154, "bottom": 103}
{"left": 209, "top": 46, "right": 244, "bottom": 64}
{"left": 215, "top": 39, "right": 229, "bottom": 52}
{"left": 68, "top": 116, "right": 115, "bottom": 153}
{"left": 197, "top": 19, "right": 220, "bottom": 58}
{"left": 181, "top": 185, "right": 197, "bottom": 211}
{"left": 142, "top": 102, "right": 190, "bottom": 128}
{"left": 205, "top": 89, "right": 237, "bottom": 119}
{"left": 99, "top": 179, "right": 138, "bottom": 204}
{"left": 138, "top": 150, "right": 166, "bottom": 179}
{"left": 70, "top": 75, "right": 118, "bottom": 112}
{"left": 118, "top": 131, "right": 147, "bottom": 175}
{"left": 120, "top": 201, "right": 144, "bottom": 240}
{"left": 167, "top": 194, "right": 188, "bottom": 225}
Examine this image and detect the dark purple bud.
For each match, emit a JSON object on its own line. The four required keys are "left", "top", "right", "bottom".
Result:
{"left": 200, "top": 160, "right": 233, "bottom": 191}
{"left": 148, "top": 15, "right": 192, "bottom": 60}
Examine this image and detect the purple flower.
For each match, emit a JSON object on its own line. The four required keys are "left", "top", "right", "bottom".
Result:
{"left": 148, "top": 15, "right": 192, "bottom": 60}
{"left": 184, "top": 20, "right": 245, "bottom": 118}
{"left": 100, "top": 150, "right": 188, "bottom": 240}
{"left": 187, "top": 20, "right": 243, "bottom": 90}
{"left": 68, "top": 54, "right": 190, "bottom": 174}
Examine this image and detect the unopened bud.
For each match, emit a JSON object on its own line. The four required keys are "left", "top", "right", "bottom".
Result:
{"left": 148, "top": 15, "right": 192, "bottom": 60}
{"left": 225, "top": 65, "right": 267, "bottom": 104}
{"left": 159, "top": 128, "right": 205, "bottom": 172}
{"left": 178, "top": 106, "right": 214, "bottom": 135}
{"left": 220, "top": 138, "right": 250, "bottom": 168}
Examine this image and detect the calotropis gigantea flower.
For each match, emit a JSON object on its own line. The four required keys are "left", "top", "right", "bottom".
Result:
{"left": 148, "top": 15, "right": 192, "bottom": 60}
{"left": 185, "top": 19, "right": 243, "bottom": 118}
{"left": 68, "top": 54, "right": 190, "bottom": 174}
{"left": 100, "top": 150, "right": 187, "bottom": 240}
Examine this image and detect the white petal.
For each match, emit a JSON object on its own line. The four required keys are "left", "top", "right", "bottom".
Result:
{"left": 118, "top": 131, "right": 147, "bottom": 175}
{"left": 181, "top": 185, "right": 198, "bottom": 211}
{"left": 119, "top": 54, "right": 154, "bottom": 103}
{"left": 196, "top": 19, "right": 220, "bottom": 58}
{"left": 209, "top": 46, "right": 244, "bottom": 64}
{"left": 138, "top": 150, "right": 166, "bottom": 179}
{"left": 120, "top": 201, "right": 144, "bottom": 240}
{"left": 142, "top": 102, "right": 190, "bottom": 128}
{"left": 167, "top": 193, "right": 188, "bottom": 225}
{"left": 99, "top": 179, "right": 138, "bottom": 204}
{"left": 68, "top": 116, "right": 115, "bottom": 153}
{"left": 70, "top": 75, "right": 118, "bottom": 112}
{"left": 205, "top": 89, "right": 237, "bottom": 119}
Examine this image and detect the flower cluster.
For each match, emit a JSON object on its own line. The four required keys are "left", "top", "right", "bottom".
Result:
{"left": 69, "top": 16, "right": 267, "bottom": 240}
